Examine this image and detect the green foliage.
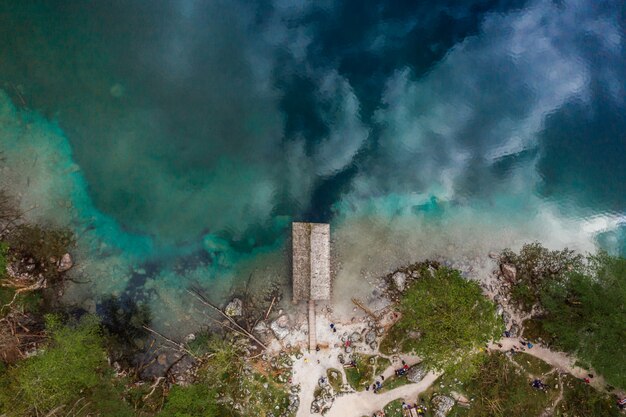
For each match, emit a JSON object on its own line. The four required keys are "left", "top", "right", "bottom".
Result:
{"left": 502, "top": 244, "right": 626, "bottom": 389}
{"left": 379, "top": 374, "right": 411, "bottom": 392}
{"left": 384, "top": 267, "right": 503, "bottom": 373}
{"left": 540, "top": 253, "right": 626, "bottom": 389}
{"left": 159, "top": 384, "right": 220, "bottom": 417}
{"left": 555, "top": 375, "right": 619, "bottom": 417}
{"left": 12, "top": 315, "right": 104, "bottom": 411}
{"left": 188, "top": 335, "right": 292, "bottom": 416}
{"left": 500, "top": 242, "right": 584, "bottom": 311}
{"left": 344, "top": 354, "right": 388, "bottom": 391}
{"left": 510, "top": 353, "right": 553, "bottom": 377}
{"left": 463, "top": 352, "right": 554, "bottom": 417}
{"left": 186, "top": 330, "right": 212, "bottom": 357}
{"left": 326, "top": 368, "right": 344, "bottom": 392}
{"left": 382, "top": 399, "right": 405, "bottom": 417}
{"left": 0, "top": 314, "right": 133, "bottom": 416}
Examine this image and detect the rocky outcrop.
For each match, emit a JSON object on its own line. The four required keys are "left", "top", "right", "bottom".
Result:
{"left": 432, "top": 395, "right": 455, "bottom": 417}
{"left": 406, "top": 363, "right": 428, "bottom": 383}
{"left": 500, "top": 263, "right": 517, "bottom": 281}
{"left": 310, "top": 384, "right": 334, "bottom": 414}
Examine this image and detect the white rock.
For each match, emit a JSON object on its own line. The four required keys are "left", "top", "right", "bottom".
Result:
{"left": 432, "top": 395, "right": 455, "bottom": 417}
{"left": 270, "top": 315, "right": 290, "bottom": 340}
{"left": 57, "top": 253, "right": 73, "bottom": 272}
{"left": 225, "top": 298, "right": 243, "bottom": 317}
{"left": 391, "top": 271, "right": 407, "bottom": 291}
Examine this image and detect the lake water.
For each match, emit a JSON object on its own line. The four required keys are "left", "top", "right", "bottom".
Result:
{"left": 1, "top": 0, "right": 624, "bottom": 331}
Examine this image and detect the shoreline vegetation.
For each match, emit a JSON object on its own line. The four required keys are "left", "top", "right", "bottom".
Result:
{"left": 0, "top": 191, "right": 624, "bottom": 417}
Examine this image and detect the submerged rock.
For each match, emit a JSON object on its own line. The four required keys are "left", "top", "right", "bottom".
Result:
{"left": 225, "top": 298, "right": 243, "bottom": 317}
{"left": 57, "top": 253, "right": 73, "bottom": 272}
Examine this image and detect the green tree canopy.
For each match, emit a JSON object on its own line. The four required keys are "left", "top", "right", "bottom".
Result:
{"left": 383, "top": 267, "right": 503, "bottom": 374}
{"left": 0, "top": 314, "right": 133, "bottom": 416}
{"left": 540, "top": 253, "right": 626, "bottom": 389}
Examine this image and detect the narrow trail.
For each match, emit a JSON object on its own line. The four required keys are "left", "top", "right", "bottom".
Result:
{"left": 326, "top": 371, "right": 441, "bottom": 417}
{"left": 489, "top": 338, "right": 608, "bottom": 392}
{"left": 540, "top": 372, "right": 565, "bottom": 417}
{"left": 293, "top": 353, "right": 423, "bottom": 417}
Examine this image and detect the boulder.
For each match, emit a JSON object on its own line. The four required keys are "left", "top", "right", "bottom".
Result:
{"left": 500, "top": 263, "right": 517, "bottom": 281}
{"left": 391, "top": 271, "right": 407, "bottom": 291}
{"left": 432, "top": 395, "right": 455, "bottom": 417}
{"left": 349, "top": 332, "right": 361, "bottom": 342}
{"left": 270, "top": 315, "right": 290, "bottom": 340}
{"left": 225, "top": 298, "right": 243, "bottom": 317}
{"left": 157, "top": 353, "right": 168, "bottom": 366}
{"left": 57, "top": 253, "right": 73, "bottom": 272}
{"left": 406, "top": 364, "right": 428, "bottom": 383}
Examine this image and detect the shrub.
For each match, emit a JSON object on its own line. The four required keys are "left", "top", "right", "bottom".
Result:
{"left": 159, "top": 384, "right": 220, "bottom": 417}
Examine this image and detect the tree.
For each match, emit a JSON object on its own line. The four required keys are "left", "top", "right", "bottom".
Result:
{"left": 0, "top": 314, "right": 133, "bottom": 416}
{"left": 500, "top": 242, "right": 584, "bottom": 312}
{"left": 384, "top": 267, "right": 503, "bottom": 374}
{"left": 540, "top": 253, "right": 626, "bottom": 389}
{"left": 501, "top": 244, "right": 626, "bottom": 389}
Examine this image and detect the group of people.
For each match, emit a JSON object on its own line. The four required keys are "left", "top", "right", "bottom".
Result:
{"left": 531, "top": 379, "right": 547, "bottom": 391}
{"left": 395, "top": 361, "right": 410, "bottom": 376}
{"left": 401, "top": 401, "right": 427, "bottom": 416}
{"left": 372, "top": 401, "right": 426, "bottom": 417}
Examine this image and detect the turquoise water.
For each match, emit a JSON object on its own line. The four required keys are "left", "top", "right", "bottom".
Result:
{"left": 0, "top": 0, "right": 624, "bottom": 331}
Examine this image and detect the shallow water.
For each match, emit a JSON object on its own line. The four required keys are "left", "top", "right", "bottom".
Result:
{"left": 0, "top": 0, "right": 624, "bottom": 332}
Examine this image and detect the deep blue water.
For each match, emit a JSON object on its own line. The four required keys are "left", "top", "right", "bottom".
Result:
{"left": 0, "top": 0, "right": 624, "bottom": 328}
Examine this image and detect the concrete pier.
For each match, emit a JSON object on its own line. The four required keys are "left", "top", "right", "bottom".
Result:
{"left": 292, "top": 222, "right": 331, "bottom": 351}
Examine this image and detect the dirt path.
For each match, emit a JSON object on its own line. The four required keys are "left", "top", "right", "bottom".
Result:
{"left": 293, "top": 353, "right": 424, "bottom": 417}
{"left": 326, "top": 371, "right": 441, "bottom": 417}
{"left": 489, "top": 338, "right": 607, "bottom": 392}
